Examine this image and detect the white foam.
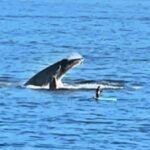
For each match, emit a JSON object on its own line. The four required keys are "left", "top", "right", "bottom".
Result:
{"left": 62, "top": 83, "right": 101, "bottom": 90}
{"left": 68, "top": 52, "right": 83, "bottom": 60}
{"left": 0, "top": 81, "right": 12, "bottom": 86}
{"left": 26, "top": 85, "right": 49, "bottom": 89}
{"left": 26, "top": 82, "right": 123, "bottom": 90}
{"left": 94, "top": 97, "right": 117, "bottom": 101}
{"left": 131, "top": 86, "right": 143, "bottom": 90}
{"left": 26, "top": 79, "right": 64, "bottom": 90}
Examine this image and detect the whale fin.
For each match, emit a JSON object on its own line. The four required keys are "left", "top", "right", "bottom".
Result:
{"left": 55, "top": 65, "right": 61, "bottom": 78}
{"left": 49, "top": 66, "right": 61, "bottom": 89}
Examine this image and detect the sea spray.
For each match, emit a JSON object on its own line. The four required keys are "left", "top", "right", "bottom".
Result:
{"left": 68, "top": 52, "right": 83, "bottom": 60}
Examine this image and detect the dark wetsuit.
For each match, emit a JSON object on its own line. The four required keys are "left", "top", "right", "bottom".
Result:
{"left": 96, "top": 86, "right": 102, "bottom": 99}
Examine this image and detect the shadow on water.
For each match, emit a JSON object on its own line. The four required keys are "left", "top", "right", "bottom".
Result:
{"left": 74, "top": 79, "right": 126, "bottom": 88}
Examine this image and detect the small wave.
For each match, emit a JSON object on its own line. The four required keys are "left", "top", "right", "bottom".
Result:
{"left": 0, "top": 81, "right": 13, "bottom": 87}
{"left": 62, "top": 83, "right": 123, "bottom": 90}
{"left": 26, "top": 83, "right": 123, "bottom": 91}
{"left": 26, "top": 85, "right": 49, "bottom": 90}
{"left": 0, "top": 75, "right": 124, "bottom": 91}
{"left": 131, "top": 85, "right": 143, "bottom": 90}
{"left": 0, "top": 76, "right": 20, "bottom": 88}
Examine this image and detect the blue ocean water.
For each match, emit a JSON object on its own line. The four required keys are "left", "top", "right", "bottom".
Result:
{"left": 0, "top": 0, "right": 150, "bottom": 149}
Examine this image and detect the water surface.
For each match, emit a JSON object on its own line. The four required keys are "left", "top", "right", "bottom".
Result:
{"left": 0, "top": 0, "right": 150, "bottom": 149}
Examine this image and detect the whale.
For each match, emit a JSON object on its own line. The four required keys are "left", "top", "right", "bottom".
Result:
{"left": 24, "top": 57, "right": 83, "bottom": 89}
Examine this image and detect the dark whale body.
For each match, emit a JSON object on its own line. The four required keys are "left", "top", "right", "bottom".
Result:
{"left": 25, "top": 58, "right": 83, "bottom": 89}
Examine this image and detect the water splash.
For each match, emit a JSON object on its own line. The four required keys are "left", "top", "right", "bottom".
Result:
{"left": 68, "top": 52, "right": 83, "bottom": 60}
{"left": 26, "top": 82, "right": 123, "bottom": 90}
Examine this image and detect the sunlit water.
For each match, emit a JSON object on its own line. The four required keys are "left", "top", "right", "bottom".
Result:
{"left": 0, "top": 0, "right": 150, "bottom": 150}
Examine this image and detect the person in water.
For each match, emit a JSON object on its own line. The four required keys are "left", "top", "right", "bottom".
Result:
{"left": 96, "top": 86, "right": 102, "bottom": 99}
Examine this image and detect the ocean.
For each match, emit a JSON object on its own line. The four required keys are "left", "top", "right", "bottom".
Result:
{"left": 0, "top": 0, "right": 150, "bottom": 149}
